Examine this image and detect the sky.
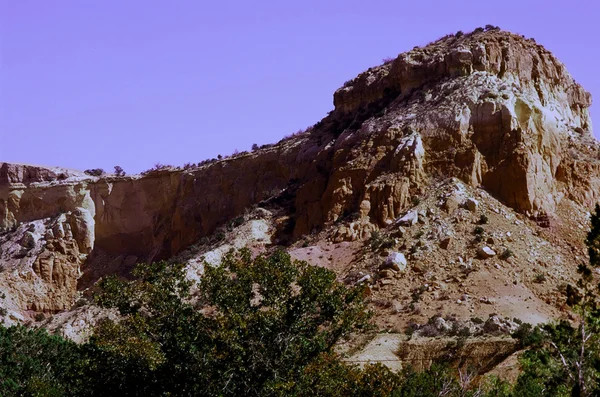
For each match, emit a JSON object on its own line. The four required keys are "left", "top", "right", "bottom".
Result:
{"left": 1, "top": 1, "right": 598, "bottom": 174}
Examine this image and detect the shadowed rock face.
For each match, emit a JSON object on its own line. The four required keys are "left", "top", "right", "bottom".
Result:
{"left": 1, "top": 29, "right": 599, "bottom": 314}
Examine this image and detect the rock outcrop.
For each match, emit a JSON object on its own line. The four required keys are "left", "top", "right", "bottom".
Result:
{"left": 1, "top": 29, "right": 599, "bottom": 318}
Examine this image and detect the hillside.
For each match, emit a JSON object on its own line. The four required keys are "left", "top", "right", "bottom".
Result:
{"left": 1, "top": 28, "right": 599, "bottom": 372}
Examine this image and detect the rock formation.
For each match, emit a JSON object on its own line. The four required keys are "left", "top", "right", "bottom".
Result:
{"left": 1, "top": 29, "right": 599, "bottom": 327}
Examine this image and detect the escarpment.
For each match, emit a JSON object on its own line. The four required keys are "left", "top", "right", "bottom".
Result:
{"left": 1, "top": 29, "right": 599, "bottom": 317}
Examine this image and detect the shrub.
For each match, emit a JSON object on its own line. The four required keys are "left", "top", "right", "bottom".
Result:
{"left": 533, "top": 272, "right": 547, "bottom": 284}
{"left": 474, "top": 226, "right": 485, "bottom": 235}
{"left": 113, "top": 165, "right": 126, "bottom": 177}
{"left": 420, "top": 324, "right": 442, "bottom": 337}
{"left": 369, "top": 230, "right": 394, "bottom": 250}
{"left": 251, "top": 143, "right": 259, "bottom": 151}
{"left": 500, "top": 248, "right": 513, "bottom": 260}
{"left": 455, "top": 30, "right": 464, "bottom": 38}
{"left": 84, "top": 168, "right": 105, "bottom": 177}
{"left": 34, "top": 313, "right": 45, "bottom": 322}
{"left": 478, "top": 214, "right": 489, "bottom": 224}
{"left": 141, "top": 163, "right": 171, "bottom": 175}
{"left": 382, "top": 57, "right": 394, "bottom": 64}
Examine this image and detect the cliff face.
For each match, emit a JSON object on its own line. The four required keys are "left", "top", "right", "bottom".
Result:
{"left": 1, "top": 29, "right": 599, "bottom": 316}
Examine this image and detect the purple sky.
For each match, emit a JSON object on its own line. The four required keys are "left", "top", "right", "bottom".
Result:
{"left": 1, "top": 1, "right": 598, "bottom": 174}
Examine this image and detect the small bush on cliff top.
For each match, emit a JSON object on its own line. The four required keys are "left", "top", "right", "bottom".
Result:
{"left": 83, "top": 168, "right": 104, "bottom": 177}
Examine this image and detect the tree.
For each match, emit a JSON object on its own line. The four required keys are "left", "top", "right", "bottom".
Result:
{"left": 0, "top": 326, "right": 88, "bottom": 396}
{"left": 90, "top": 249, "right": 370, "bottom": 396}
{"left": 509, "top": 204, "right": 600, "bottom": 397}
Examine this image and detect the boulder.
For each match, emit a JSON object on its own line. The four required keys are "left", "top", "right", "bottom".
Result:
{"left": 397, "top": 211, "right": 418, "bottom": 226}
{"left": 383, "top": 252, "right": 408, "bottom": 272}
{"left": 477, "top": 246, "right": 496, "bottom": 259}
{"left": 465, "top": 198, "right": 479, "bottom": 212}
{"left": 440, "top": 237, "right": 453, "bottom": 250}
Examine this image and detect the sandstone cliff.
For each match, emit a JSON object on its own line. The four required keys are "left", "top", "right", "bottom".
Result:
{"left": 1, "top": 29, "right": 599, "bottom": 321}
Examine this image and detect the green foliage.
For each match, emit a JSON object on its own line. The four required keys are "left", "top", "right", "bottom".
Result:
{"left": 90, "top": 249, "right": 370, "bottom": 396}
{"left": 586, "top": 204, "right": 600, "bottom": 268}
{"left": 0, "top": 326, "right": 87, "bottom": 396}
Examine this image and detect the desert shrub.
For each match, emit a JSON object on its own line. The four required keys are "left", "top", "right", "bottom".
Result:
{"left": 34, "top": 313, "right": 45, "bottom": 322}
{"left": 479, "top": 214, "right": 489, "bottom": 224}
{"left": 533, "top": 272, "right": 547, "bottom": 284}
{"left": 113, "top": 165, "right": 126, "bottom": 177}
{"left": 141, "top": 163, "right": 171, "bottom": 175}
{"left": 420, "top": 324, "right": 442, "bottom": 337}
{"left": 84, "top": 168, "right": 105, "bottom": 177}
{"left": 369, "top": 230, "right": 394, "bottom": 250}
{"left": 500, "top": 248, "right": 513, "bottom": 260}
{"left": 251, "top": 143, "right": 259, "bottom": 151}
{"left": 474, "top": 226, "right": 485, "bottom": 235}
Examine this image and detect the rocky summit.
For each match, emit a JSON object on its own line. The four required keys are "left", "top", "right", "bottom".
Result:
{"left": 1, "top": 28, "right": 599, "bottom": 371}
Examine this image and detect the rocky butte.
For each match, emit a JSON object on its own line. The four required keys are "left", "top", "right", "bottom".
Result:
{"left": 1, "top": 28, "right": 599, "bottom": 370}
